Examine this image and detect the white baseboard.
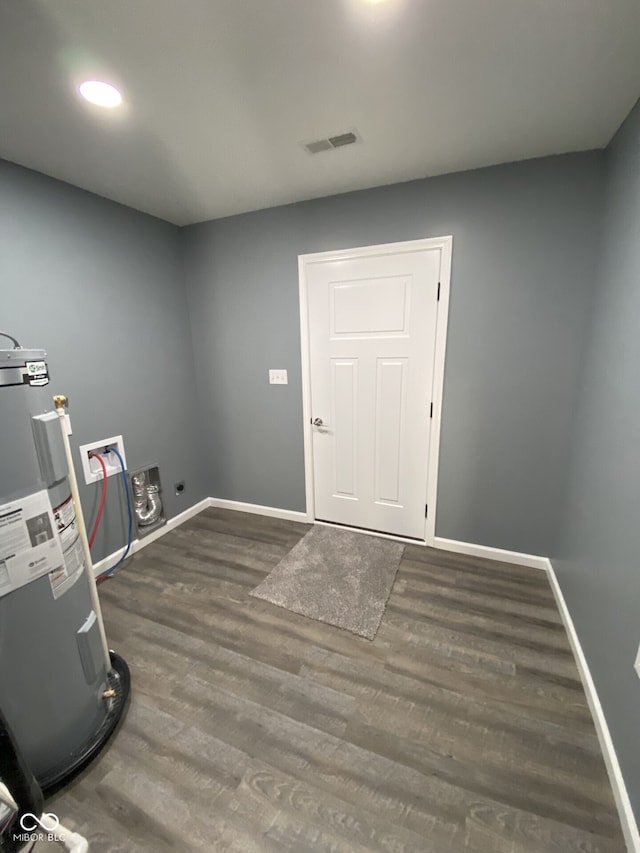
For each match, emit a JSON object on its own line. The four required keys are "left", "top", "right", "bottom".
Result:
{"left": 90, "top": 500, "right": 639, "bottom": 848}
{"left": 545, "top": 558, "right": 639, "bottom": 852}
{"left": 92, "top": 497, "right": 308, "bottom": 575}
{"left": 432, "top": 536, "right": 549, "bottom": 571}
{"left": 92, "top": 497, "right": 212, "bottom": 576}
{"left": 208, "top": 497, "right": 309, "bottom": 524}
{"left": 434, "top": 538, "right": 639, "bottom": 848}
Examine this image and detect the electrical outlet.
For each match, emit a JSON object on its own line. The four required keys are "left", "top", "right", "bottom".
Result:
{"left": 635, "top": 645, "right": 640, "bottom": 680}
{"left": 269, "top": 369, "right": 288, "bottom": 385}
{"left": 78, "top": 436, "right": 127, "bottom": 484}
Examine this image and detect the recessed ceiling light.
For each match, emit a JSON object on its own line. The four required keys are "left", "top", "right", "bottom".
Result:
{"left": 78, "top": 80, "right": 122, "bottom": 108}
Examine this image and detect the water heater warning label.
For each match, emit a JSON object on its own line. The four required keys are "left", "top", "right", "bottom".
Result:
{"left": 50, "top": 495, "right": 85, "bottom": 599}
{"left": 0, "top": 490, "right": 64, "bottom": 597}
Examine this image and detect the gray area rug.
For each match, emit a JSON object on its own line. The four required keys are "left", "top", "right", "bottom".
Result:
{"left": 249, "top": 525, "right": 404, "bottom": 640}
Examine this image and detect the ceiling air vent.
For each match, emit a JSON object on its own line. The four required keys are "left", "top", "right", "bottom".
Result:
{"left": 305, "top": 139, "right": 333, "bottom": 154}
{"left": 328, "top": 132, "right": 357, "bottom": 148}
{"left": 302, "top": 129, "right": 361, "bottom": 155}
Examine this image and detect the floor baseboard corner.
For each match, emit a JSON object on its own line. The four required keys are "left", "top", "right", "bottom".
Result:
{"left": 432, "top": 536, "right": 549, "bottom": 571}
{"left": 208, "top": 497, "right": 310, "bottom": 524}
{"left": 546, "top": 559, "right": 640, "bottom": 852}
{"left": 91, "top": 497, "right": 211, "bottom": 576}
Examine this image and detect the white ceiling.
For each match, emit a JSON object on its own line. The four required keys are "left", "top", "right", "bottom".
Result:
{"left": 1, "top": 0, "right": 639, "bottom": 226}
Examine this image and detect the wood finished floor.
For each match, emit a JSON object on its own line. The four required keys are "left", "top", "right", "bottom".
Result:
{"left": 45, "top": 508, "right": 625, "bottom": 852}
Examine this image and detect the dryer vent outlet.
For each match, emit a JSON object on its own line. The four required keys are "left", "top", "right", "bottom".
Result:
{"left": 130, "top": 465, "right": 166, "bottom": 539}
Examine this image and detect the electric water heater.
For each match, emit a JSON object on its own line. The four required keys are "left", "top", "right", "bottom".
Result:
{"left": 0, "top": 339, "right": 128, "bottom": 793}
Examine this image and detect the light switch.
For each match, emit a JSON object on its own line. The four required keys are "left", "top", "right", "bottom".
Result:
{"left": 269, "top": 369, "right": 288, "bottom": 385}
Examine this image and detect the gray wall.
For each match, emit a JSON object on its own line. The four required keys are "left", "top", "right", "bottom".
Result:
{"left": 554, "top": 100, "right": 640, "bottom": 823}
{"left": 0, "top": 160, "right": 206, "bottom": 563}
{"left": 4, "top": 128, "right": 638, "bottom": 823}
{"left": 183, "top": 153, "right": 605, "bottom": 555}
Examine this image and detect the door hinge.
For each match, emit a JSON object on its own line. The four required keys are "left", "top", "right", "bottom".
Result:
{"left": 437, "top": 282, "right": 441, "bottom": 301}
{"left": 425, "top": 504, "right": 428, "bottom": 518}
{"left": 430, "top": 402, "right": 433, "bottom": 419}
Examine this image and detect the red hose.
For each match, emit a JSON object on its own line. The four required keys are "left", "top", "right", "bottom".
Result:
{"left": 88, "top": 452, "right": 108, "bottom": 548}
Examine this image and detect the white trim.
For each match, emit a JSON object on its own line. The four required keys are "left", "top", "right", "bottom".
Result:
{"left": 425, "top": 237, "right": 452, "bottom": 544}
{"left": 298, "top": 251, "right": 316, "bottom": 525}
{"left": 432, "top": 536, "right": 549, "bottom": 571}
{"left": 92, "top": 498, "right": 308, "bottom": 576}
{"left": 92, "top": 498, "right": 212, "bottom": 576}
{"left": 434, "top": 537, "right": 639, "bottom": 849}
{"left": 90, "top": 492, "right": 639, "bottom": 849}
{"left": 208, "top": 497, "right": 309, "bottom": 523}
{"left": 545, "top": 559, "right": 640, "bottom": 853}
{"left": 298, "top": 236, "right": 453, "bottom": 546}
{"left": 299, "top": 237, "right": 451, "bottom": 266}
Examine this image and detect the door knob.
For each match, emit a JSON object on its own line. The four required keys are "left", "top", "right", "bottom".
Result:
{"left": 313, "top": 417, "right": 324, "bottom": 427}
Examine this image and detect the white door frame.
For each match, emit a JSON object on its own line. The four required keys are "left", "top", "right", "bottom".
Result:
{"left": 298, "top": 236, "right": 452, "bottom": 546}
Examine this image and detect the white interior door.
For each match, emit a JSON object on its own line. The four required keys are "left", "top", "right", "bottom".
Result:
{"left": 305, "top": 241, "right": 442, "bottom": 539}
